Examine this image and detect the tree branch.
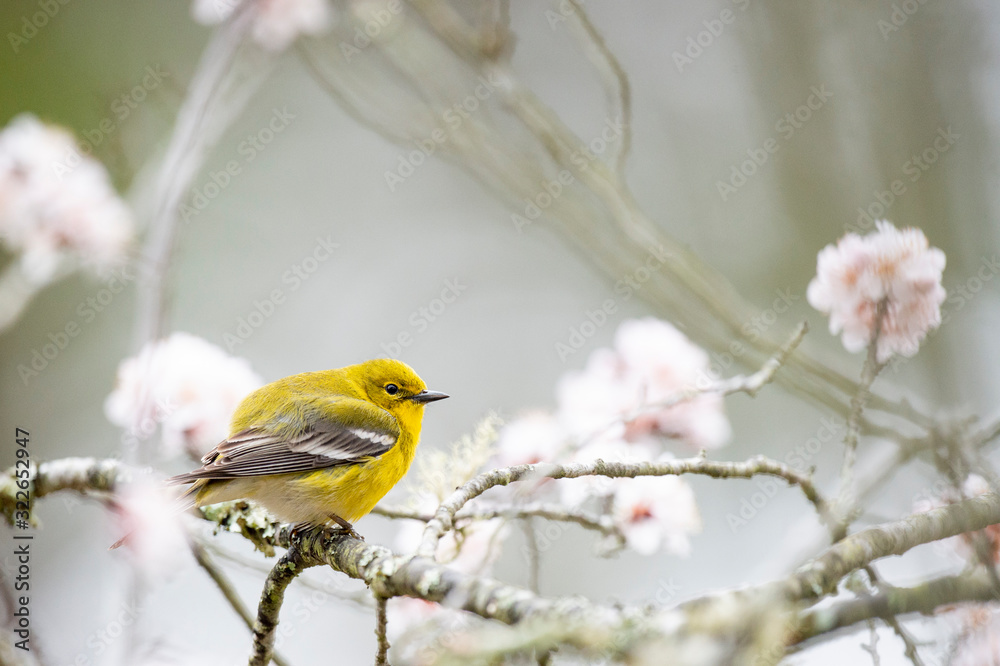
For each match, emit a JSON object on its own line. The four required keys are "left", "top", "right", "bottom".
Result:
{"left": 417, "top": 454, "right": 830, "bottom": 558}
{"left": 787, "top": 492, "right": 1000, "bottom": 600}
{"left": 249, "top": 545, "right": 316, "bottom": 666}
{"left": 796, "top": 569, "right": 1000, "bottom": 642}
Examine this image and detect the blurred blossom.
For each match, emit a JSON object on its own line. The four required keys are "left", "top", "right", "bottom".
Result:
{"left": 105, "top": 332, "right": 263, "bottom": 458}
{"left": 112, "top": 481, "right": 189, "bottom": 579}
{"left": 951, "top": 605, "right": 1000, "bottom": 666}
{"left": 807, "top": 220, "right": 946, "bottom": 363}
{"left": 558, "top": 437, "right": 659, "bottom": 506}
{"left": 611, "top": 472, "right": 701, "bottom": 556}
{"left": 494, "top": 411, "right": 564, "bottom": 467}
{"left": 191, "top": 0, "right": 332, "bottom": 51}
{"left": 557, "top": 318, "right": 731, "bottom": 450}
{"left": 0, "top": 114, "right": 132, "bottom": 282}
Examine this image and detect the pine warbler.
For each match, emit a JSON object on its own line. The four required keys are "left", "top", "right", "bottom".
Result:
{"left": 167, "top": 358, "right": 448, "bottom": 534}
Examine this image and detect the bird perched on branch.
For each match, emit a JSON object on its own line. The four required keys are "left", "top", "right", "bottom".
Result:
{"left": 164, "top": 358, "right": 448, "bottom": 538}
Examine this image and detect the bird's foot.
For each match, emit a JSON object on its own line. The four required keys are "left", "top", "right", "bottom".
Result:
{"left": 328, "top": 514, "right": 365, "bottom": 541}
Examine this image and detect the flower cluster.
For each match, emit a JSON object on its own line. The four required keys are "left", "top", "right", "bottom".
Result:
{"left": 105, "top": 332, "right": 263, "bottom": 459}
{"left": 191, "top": 0, "right": 332, "bottom": 51}
{"left": 807, "top": 220, "right": 946, "bottom": 363}
{"left": 0, "top": 114, "right": 133, "bottom": 282}
{"left": 495, "top": 317, "right": 726, "bottom": 557}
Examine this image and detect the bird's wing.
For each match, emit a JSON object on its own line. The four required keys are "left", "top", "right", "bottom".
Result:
{"left": 167, "top": 397, "right": 400, "bottom": 482}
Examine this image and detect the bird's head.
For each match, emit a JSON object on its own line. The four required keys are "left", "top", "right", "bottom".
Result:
{"left": 357, "top": 358, "right": 449, "bottom": 418}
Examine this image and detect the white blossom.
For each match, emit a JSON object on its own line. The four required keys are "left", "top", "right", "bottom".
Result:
{"left": 611, "top": 472, "right": 701, "bottom": 556}
{"left": 105, "top": 332, "right": 263, "bottom": 458}
{"left": 557, "top": 318, "right": 731, "bottom": 450}
{"left": 0, "top": 114, "right": 132, "bottom": 282}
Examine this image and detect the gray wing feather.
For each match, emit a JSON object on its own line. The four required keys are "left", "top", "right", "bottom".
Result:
{"left": 171, "top": 400, "right": 399, "bottom": 483}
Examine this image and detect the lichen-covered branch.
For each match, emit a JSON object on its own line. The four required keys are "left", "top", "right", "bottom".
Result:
{"left": 7, "top": 457, "right": 1000, "bottom": 664}
{"left": 374, "top": 594, "right": 390, "bottom": 666}
{"left": 788, "top": 491, "right": 1000, "bottom": 600}
{"left": 796, "top": 569, "right": 1000, "bottom": 642}
{"left": 249, "top": 545, "right": 316, "bottom": 666}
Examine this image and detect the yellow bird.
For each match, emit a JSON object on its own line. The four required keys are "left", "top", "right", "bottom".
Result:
{"left": 167, "top": 359, "right": 448, "bottom": 535}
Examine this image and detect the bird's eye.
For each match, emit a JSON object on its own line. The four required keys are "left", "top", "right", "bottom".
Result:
{"left": 385, "top": 384, "right": 399, "bottom": 395}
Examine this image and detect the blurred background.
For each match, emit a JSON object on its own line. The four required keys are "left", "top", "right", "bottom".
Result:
{"left": 2, "top": 1, "right": 999, "bottom": 664}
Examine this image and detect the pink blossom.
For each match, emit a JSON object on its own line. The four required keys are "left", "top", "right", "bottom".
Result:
{"left": 807, "top": 220, "right": 946, "bottom": 363}
{"left": 610, "top": 467, "right": 701, "bottom": 556}
{"left": 0, "top": 114, "right": 132, "bottom": 282}
{"left": 557, "top": 318, "right": 731, "bottom": 450}
{"left": 192, "top": 0, "right": 332, "bottom": 51}
{"left": 105, "top": 332, "right": 263, "bottom": 458}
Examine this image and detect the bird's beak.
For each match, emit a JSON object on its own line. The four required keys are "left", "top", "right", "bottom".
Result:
{"left": 409, "top": 390, "right": 450, "bottom": 404}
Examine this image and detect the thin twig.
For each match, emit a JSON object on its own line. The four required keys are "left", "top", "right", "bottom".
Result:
{"left": 374, "top": 501, "right": 622, "bottom": 543}
{"left": 624, "top": 321, "right": 808, "bottom": 426}
{"left": 375, "top": 594, "right": 391, "bottom": 666}
{"left": 417, "top": 454, "right": 829, "bottom": 558}
{"left": 565, "top": 0, "right": 632, "bottom": 181}
{"left": 835, "top": 301, "right": 888, "bottom": 537}
{"left": 864, "top": 566, "right": 925, "bottom": 666}
{"left": 190, "top": 539, "right": 294, "bottom": 666}
{"left": 523, "top": 519, "right": 540, "bottom": 594}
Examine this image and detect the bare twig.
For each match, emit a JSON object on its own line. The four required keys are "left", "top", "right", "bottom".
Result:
{"left": 374, "top": 501, "right": 623, "bottom": 545}
{"left": 864, "top": 566, "right": 925, "bottom": 666}
{"left": 523, "top": 519, "right": 540, "bottom": 593}
{"left": 190, "top": 539, "right": 294, "bottom": 666}
{"left": 835, "top": 302, "right": 888, "bottom": 537}
{"left": 622, "top": 321, "right": 808, "bottom": 426}
{"left": 417, "top": 454, "right": 829, "bottom": 558}
{"left": 565, "top": 0, "right": 632, "bottom": 181}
